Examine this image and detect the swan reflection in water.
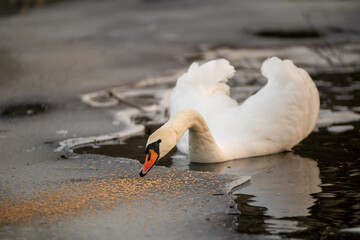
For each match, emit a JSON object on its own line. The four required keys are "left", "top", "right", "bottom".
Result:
{"left": 171, "top": 152, "right": 322, "bottom": 234}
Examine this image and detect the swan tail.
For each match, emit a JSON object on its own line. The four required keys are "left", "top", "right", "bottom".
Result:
{"left": 177, "top": 59, "right": 235, "bottom": 95}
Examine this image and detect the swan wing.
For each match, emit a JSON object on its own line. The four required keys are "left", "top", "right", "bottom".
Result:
{"left": 211, "top": 57, "right": 320, "bottom": 159}
{"left": 169, "top": 59, "right": 238, "bottom": 153}
{"left": 170, "top": 59, "right": 238, "bottom": 119}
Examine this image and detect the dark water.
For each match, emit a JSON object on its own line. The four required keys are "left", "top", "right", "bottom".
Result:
{"left": 74, "top": 71, "right": 360, "bottom": 239}
{"left": 1, "top": 103, "right": 49, "bottom": 117}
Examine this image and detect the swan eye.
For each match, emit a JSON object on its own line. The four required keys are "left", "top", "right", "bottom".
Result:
{"left": 145, "top": 139, "right": 161, "bottom": 154}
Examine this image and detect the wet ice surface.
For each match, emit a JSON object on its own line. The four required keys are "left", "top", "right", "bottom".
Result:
{"left": 71, "top": 44, "right": 360, "bottom": 239}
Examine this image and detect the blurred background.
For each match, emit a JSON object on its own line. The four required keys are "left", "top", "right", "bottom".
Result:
{"left": 0, "top": 0, "right": 360, "bottom": 239}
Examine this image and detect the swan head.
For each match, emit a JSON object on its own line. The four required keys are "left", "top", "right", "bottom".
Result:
{"left": 139, "top": 124, "right": 178, "bottom": 177}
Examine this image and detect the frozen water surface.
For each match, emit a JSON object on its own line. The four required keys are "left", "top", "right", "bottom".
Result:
{"left": 327, "top": 125, "right": 354, "bottom": 133}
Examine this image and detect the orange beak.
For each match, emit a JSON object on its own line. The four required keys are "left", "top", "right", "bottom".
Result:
{"left": 139, "top": 149, "right": 159, "bottom": 177}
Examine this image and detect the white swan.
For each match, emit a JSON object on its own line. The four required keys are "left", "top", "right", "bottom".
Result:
{"left": 139, "top": 57, "right": 319, "bottom": 177}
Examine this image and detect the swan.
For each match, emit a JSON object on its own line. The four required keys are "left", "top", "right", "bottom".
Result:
{"left": 139, "top": 57, "right": 320, "bottom": 177}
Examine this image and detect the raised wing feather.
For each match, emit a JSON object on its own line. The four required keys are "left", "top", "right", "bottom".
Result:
{"left": 169, "top": 59, "right": 238, "bottom": 153}
{"left": 211, "top": 57, "right": 319, "bottom": 159}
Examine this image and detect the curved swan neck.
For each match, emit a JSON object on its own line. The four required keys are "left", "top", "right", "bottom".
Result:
{"left": 147, "top": 109, "right": 225, "bottom": 162}
{"left": 168, "top": 109, "right": 210, "bottom": 139}
{"left": 167, "top": 109, "right": 225, "bottom": 163}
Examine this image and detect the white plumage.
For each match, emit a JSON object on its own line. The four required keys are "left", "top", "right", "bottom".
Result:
{"left": 139, "top": 56, "right": 320, "bottom": 176}
{"left": 166, "top": 57, "right": 319, "bottom": 162}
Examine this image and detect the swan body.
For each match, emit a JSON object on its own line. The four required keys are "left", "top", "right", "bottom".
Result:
{"left": 139, "top": 57, "right": 319, "bottom": 176}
